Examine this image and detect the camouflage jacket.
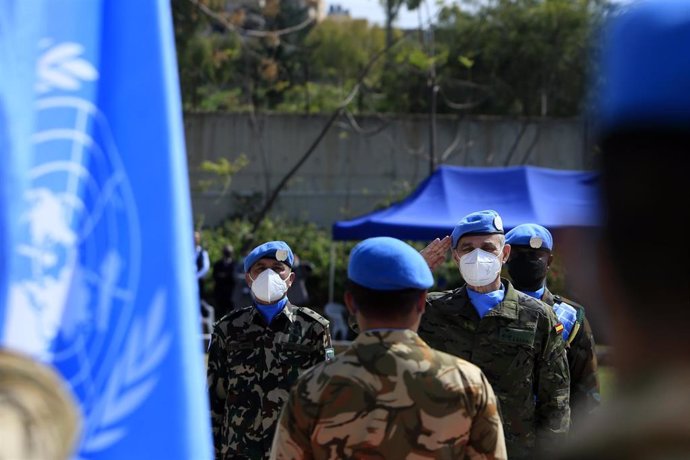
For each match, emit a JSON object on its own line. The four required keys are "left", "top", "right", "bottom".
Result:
{"left": 207, "top": 303, "right": 333, "bottom": 460}
{"left": 418, "top": 279, "right": 570, "bottom": 460}
{"left": 269, "top": 329, "right": 507, "bottom": 460}
{"left": 542, "top": 288, "right": 601, "bottom": 426}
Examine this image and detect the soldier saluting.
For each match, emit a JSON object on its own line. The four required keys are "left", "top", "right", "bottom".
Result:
{"left": 418, "top": 210, "right": 571, "bottom": 459}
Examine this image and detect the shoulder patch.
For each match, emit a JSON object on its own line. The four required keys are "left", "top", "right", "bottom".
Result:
{"left": 554, "top": 294, "right": 586, "bottom": 312}
{"left": 297, "top": 307, "right": 330, "bottom": 327}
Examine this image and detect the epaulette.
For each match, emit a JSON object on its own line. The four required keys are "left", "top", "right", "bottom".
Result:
{"left": 296, "top": 306, "right": 330, "bottom": 328}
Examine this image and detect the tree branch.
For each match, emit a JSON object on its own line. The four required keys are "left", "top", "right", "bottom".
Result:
{"left": 242, "top": 37, "right": 405, "bottom": 252}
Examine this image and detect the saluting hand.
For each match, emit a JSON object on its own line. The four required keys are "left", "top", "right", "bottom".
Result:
{"left": 420, "top": 235, "right": 451, "bottom": 271}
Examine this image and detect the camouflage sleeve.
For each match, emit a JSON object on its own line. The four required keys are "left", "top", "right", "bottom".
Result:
{"left": 469, "top": 371, "right": 508, "bottom": 460}
{"left": 269, "top": 378, "right": 314, "bottom": 460}
{"left": 206, "top": 322, "right": 228, "bottom": 458}
{"left": 568, "top": 316, "right": 601, "bottom": 423}
{"left": 534, "top": 306, "right": 571, "bottom": 452}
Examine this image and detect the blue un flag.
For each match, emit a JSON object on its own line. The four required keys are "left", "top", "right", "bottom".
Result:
{"left": 0, "top": 1, "right": 213, "bottom": 458}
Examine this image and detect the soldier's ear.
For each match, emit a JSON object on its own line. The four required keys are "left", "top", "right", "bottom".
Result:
{"left": 344, "top": 291, "right": 357, "bottom": 316}
{"left": 502, "top": 243, "right": 511, "bottom": 263}
{"left": 416, "top": 292, "right": 427, "bottom": 314}
{"left": 286, "top": 271, "right": 296, "bottom": 286}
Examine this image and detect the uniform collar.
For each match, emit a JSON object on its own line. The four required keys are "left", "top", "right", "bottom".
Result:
{"left": 354, "top": 329, "right": 421, "bottom": 346}
{"left": 472, "top": 279, "right": 520, "bottom": 321}
{"left": 541, "top": 287, "right": 556, "bottom": 306}
{"left": 249, "top": 301, "right": 298, "bottom": 328}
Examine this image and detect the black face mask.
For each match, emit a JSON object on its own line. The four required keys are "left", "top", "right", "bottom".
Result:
{"left": 507, "top": 253, "right": 548, "bottom": 291}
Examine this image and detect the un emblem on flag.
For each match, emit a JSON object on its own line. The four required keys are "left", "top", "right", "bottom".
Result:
{"left": 7, "top": 63, "right": 170, "bottom": 451}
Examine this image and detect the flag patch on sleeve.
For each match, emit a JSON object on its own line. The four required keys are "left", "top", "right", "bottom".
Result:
{"left": 554, "top": 323, "right": 564, "bottom": 334}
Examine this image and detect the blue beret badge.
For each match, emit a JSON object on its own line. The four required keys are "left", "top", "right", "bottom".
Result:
{"left": 275, "top": 249, "right": 288, "bottom": 262}
{"left": 493, "top": 215, "right": 503, "bottom": 232}
{"left": 529, "top": 236, "right": 543, "bottom": 249}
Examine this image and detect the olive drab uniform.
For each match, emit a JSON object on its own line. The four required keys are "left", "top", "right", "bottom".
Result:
{"left": 418, "top": 279, "right": 570, "bottom": 460}
{"left": 207, "top": 303, "right": 333, "bottom": 460}
{"left": 270, "top": 330, "right": 507, "bottom": 460}
{"left": 542, "top": 289, "right": 600, "bottom": 425}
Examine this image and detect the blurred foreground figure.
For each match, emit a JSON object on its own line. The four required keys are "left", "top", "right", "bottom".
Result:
{"left": 0, "top": 350, "right": 80, "bottom": 460}
{"left": 559, "top": 1, "right": 690, "bottom": 459}
{"left": 270, "top": 237, "right": 507, "bottom": 459}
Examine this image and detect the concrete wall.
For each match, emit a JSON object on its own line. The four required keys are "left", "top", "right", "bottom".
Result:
{"left": 185, "top": 112, "right": 595, "bottom": 229}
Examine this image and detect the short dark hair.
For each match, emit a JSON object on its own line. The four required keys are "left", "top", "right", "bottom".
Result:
{"left": 600, "top": 126, "right": 689, "bottom": 320}
{"left": 345, "top": 280, "right": 425, "bottom": 321}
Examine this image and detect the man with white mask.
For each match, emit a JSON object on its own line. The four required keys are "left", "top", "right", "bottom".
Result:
{"left": 207, "top": 240, "right": 334, "bottom": 460}
{"left": 417, "top": 210, "right": 570, "bottom": 460}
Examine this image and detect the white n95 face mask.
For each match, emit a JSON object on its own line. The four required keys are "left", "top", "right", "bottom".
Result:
{"left": 250, "top": 269, "right": 289, "bottom": 303}
{"left": 459, "top": 248, "right": 502, "bottom": 287}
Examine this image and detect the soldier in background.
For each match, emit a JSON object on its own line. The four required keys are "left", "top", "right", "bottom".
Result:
{"left": 505, "top": 223, "right": 600, "bottom": 426}
{"left": 207, "top": 240, "right": 333, "bottom": 460}
{"left": 557, "top": 1, "right": 690, "bottom": 458}
{"left": 418, "top": 210, "right": 570, "bottom": 459}
{"left": 270, "top": 236, "right": 506, "bottom": 459}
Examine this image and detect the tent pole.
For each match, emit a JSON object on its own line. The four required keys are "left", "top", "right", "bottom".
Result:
{"left": 328, "top": 242, "right": 336, "bottom": 304}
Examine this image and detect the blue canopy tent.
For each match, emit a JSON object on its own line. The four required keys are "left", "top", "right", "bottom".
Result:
{"left": 332, "top": 165, "right": 601, "bottom": 241}
{"left": 325, "top": 165, "right": 600, "bottom": 311}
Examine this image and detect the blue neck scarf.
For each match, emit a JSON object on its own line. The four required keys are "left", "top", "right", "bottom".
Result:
{"left": 522, "top": 286, "right": 546, "bottom": 301}
{"left": 255, "top": 297, "right": 288, "bottom": 324}
{"left": 467, "top": 284, "right": 506, "bottom": 318}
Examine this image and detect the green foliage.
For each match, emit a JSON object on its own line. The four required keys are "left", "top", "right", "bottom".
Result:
{"left": 173, "top": 0, "right": 609, "bottom": 116}
{"left": 196, "top": 155, "right": 249, "bottom": 195}
{"left": 274, "top": 82, "right": 348, "bottom": 113}
{"left": 436, "top": 0, "right": 608, "bottom": 116}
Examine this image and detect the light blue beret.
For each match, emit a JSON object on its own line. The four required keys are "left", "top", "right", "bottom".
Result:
{"left": 505, "top": 223, "right": 553, "bottom": 251}
{"left": 243, "top": 241, "right": 294, "bottom": 272}
{"left": 451, "top": 210, "right": 504, "bottom": 248}
{"left": 348, "top": 237, "right": 433, "bottom": 291}
{"left": 597, "top": 0, "right": 690, "bottom": 133}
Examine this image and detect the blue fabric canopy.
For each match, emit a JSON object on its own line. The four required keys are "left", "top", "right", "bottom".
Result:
{"left": 332, "top": 165, "right": 600, "bottom": 241}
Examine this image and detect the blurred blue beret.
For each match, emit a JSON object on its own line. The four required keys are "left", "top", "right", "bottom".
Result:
{"left": 348, "top": 237, "right": 433, "bottom": 291}
{"left": 451, "top": 210, "right": 504, "bottom": 248}
{"left": 243, "top": 241, "right": 294, "bottom": 272}
{"left": 597, "top": 0, "right": 690, "bottom": 133}
{"left": 505, "top": 223, "right": 553, "bottom": 251}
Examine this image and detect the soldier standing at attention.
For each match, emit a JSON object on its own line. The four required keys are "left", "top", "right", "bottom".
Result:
{"left": 505, "top": 223, "right": 600, "bottom": 426}
{"left": 418, "top": 209, "right": 570, "bottom": 459}
{"left": 270, "top": 236, "right": 507, "bottom": 460}
{"left": 207, "top": 241, "right": 334, "bottom": 460}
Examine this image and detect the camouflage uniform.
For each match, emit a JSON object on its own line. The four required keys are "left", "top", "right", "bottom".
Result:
{"left": 418, "top": 279, "right": 570, "bottom": 459}
{"left": 207, "top": 303, "right": 332, "bottom": 460}
{"left": 541, "top": 288, "right": 600, "bottom": 425}
{"left": 270, "top": 329, "right": 507, "bottom": 460}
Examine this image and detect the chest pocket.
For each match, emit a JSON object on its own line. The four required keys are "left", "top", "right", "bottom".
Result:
{"left": 277, "top": 342, "right": 320, "bottom": 386}
{"left": 226, "top": 338, "right": 258, "bottom": 386}
{"left": 494, "top": 326, "right": 538, "bottom": 392}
